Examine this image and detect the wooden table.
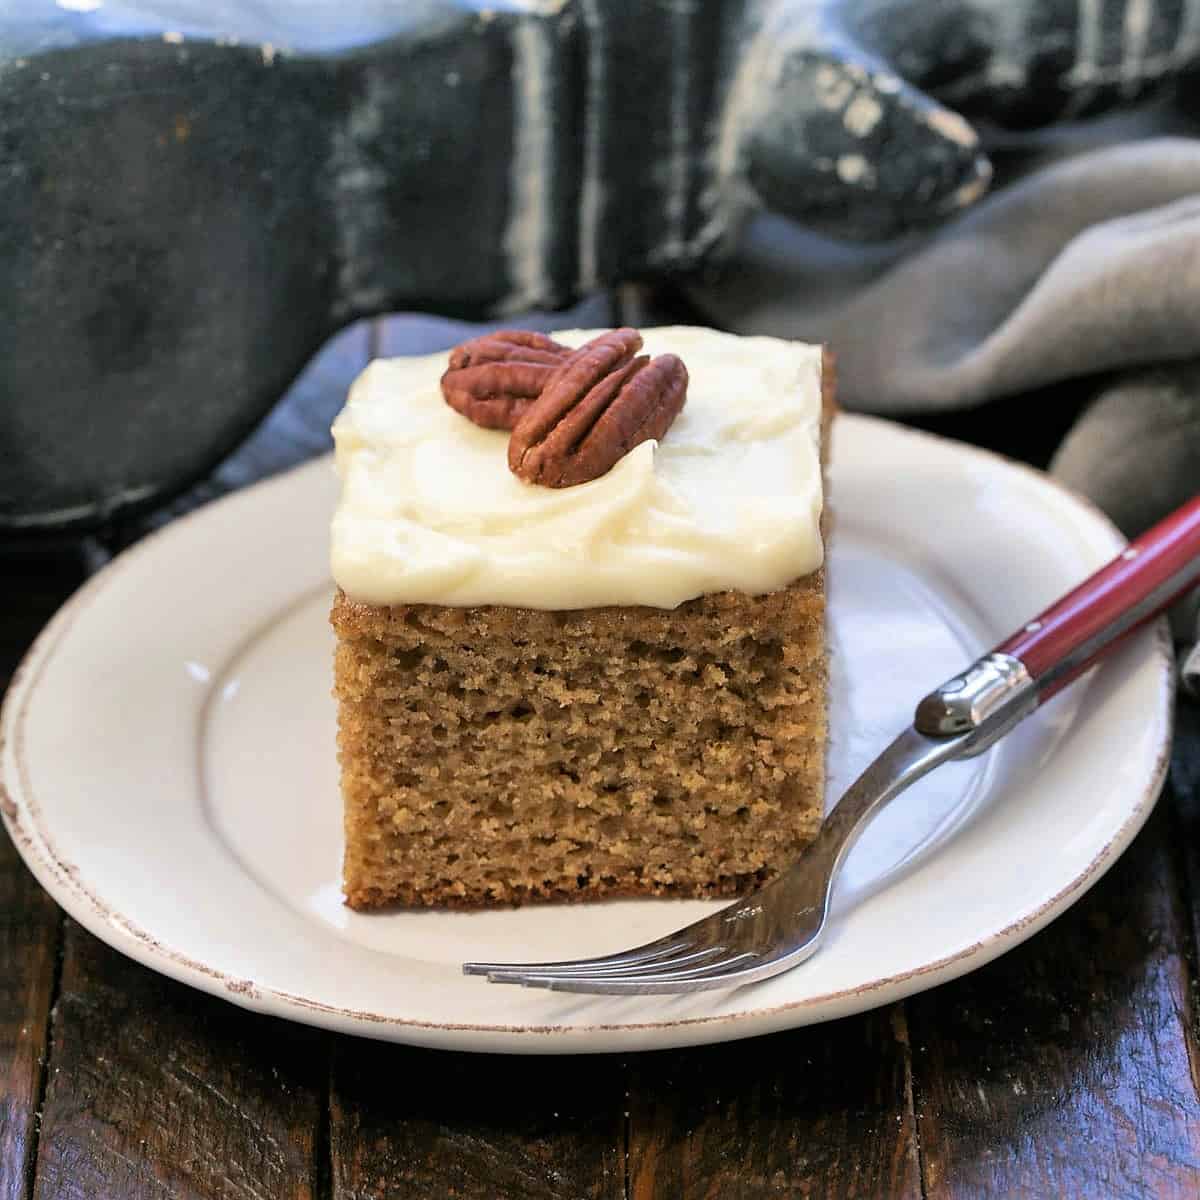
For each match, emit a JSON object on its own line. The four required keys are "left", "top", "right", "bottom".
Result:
{"left": 4, "top": 302, "right": 1200, "bottom": 1199}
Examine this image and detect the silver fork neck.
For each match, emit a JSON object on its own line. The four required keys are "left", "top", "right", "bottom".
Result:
{"left": 913, "top": 652, "right": 1037, "bottom": 758}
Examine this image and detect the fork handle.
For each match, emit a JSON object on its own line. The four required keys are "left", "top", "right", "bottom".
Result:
{"left": 993, "top": 493, "right": 1200, "bottom": 700}
{"left": 915, "top": 494, "right": 1200, "bottom": 743}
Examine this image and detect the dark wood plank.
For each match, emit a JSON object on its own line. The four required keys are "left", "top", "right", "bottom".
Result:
{"left": 330, "top": 1039, "right": 625, "bottom": 1200}
{"left": 0, "top": 547, "right": 89, "bottom": 689}
{"left": 32, "top": 922, "right": 326, "bottom": 1200}
{"left": 909, "top": 799, "right": 1200, "bottom": 1199}
{"left": 626, "top": 1009, "right": 921, "bottom": 1200}
{"left": 0, "top": 829, "right": 58, "bottom": 1200}
{"left": 1174, "top": 698, "right": 1200, "bottom": 948}
{"left": 0, "top": 548, "right": 86, "bottom": 1200}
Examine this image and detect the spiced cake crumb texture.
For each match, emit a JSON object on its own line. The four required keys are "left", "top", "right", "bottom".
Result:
{"left": 333, "top": 348, "right": 834, "bottom": 909}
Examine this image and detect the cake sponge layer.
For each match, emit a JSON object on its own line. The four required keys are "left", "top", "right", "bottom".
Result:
{"left": 333, "top": 580, "right": 826, "bottom": 908}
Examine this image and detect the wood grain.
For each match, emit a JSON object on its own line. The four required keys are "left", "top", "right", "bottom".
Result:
{"left": 330, "top": 1038, "right": 625, "bottom": 1200}
{"left": 626, "top": 1008, "right": 921, "bottom": 1200}
{"left": 0, "top": 834, "right": 59, "bottom": 1200}
{"left": 0, "top": 548, "right": 85, "bottom": 1200}
{"left": 32, "top": 922, "right": 326, "bottom": 1200}
{"left": 1173, "top": 698, "right": 1200, "bottom": 950}
{"left": 909, "top": 801, "right": 1200, "bottom": 1199}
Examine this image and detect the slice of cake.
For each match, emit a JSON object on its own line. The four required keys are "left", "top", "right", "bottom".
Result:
{"left": 330, "top": 325, "right": 833, "bottom": 909}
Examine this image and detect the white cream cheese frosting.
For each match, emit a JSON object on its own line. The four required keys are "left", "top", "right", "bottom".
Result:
{"left": 330, "top": 326, "right": 825, "bottom": 610}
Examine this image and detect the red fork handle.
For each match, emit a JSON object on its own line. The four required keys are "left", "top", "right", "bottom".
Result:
{"left": 994, "top": 493, "right": 1200, "bottom": 700}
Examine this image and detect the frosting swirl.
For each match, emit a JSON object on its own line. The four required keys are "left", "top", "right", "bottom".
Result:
{"left": 331, "top": 326, "right": 824, "bottom": 609}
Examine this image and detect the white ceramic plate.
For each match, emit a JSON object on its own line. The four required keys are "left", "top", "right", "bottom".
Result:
{"left": 1, "top": 416, "right": 1172, "bottom": 1054}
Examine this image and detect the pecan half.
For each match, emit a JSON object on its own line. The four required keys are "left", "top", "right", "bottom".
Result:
{"left": 440, "top": 330, "right": 571, "bottom": 430}
{"left": 508, "top": 328, "right": 688, "bottom": 487}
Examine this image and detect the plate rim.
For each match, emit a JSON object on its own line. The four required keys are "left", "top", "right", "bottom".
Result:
{"left": 0, "top": 414, "right": 1176, "bottom": 1051}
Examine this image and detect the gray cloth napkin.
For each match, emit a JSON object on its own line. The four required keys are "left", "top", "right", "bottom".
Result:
{"left": 684, "top": 132, "right": 1200, "bottom": 690}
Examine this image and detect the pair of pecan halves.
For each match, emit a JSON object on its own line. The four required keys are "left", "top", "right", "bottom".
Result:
{"left": 508, "top": 329, "right": 688, "bottom": 488}
{"left": 440, "top": 330, "right": 571, "bottom": 430}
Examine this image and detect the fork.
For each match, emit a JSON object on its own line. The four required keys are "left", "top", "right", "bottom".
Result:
{"left": 464, "top": 494, "right": 1200, "bottom": 994}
